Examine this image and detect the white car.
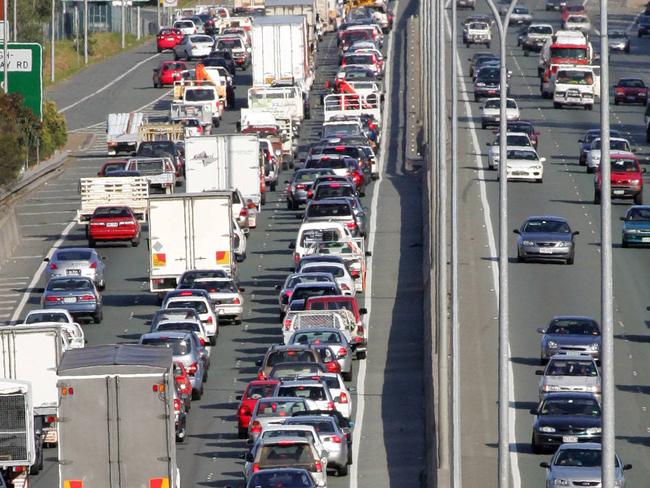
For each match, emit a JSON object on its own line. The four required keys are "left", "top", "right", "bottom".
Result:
{"left": 163, "top": 295, "right": 219, "bottom": 341}
{"left": 233, "top": 217, "right": 247, "bottom": 263}
{"left": 151, "top": 319, "right": 210, "bottom": 351}
{"left": 22, "top": 312, "right": 85, "bottom": 349}
{"left": 509, "top": 5, "right": 533, "bottom": 24}
{"left": 464, "top": 21, "right": 491, "bottom": 47}
{"left": 291, "top": 221, "right": 355, "bottom": 267}
{"left": 173, "top": 34, "right": 214, "bottom": 60}
{"left": 172, "top": 19, "right": 197, "bottom": 35}
{"left": 500, "top": 147, "right": 545, "bottom": 182}
{"left": 298, "top": 373, "right": 354, "bottom": 419}
{"left": 585, "top": 137, "right": 632, "bottom": 173}
{"left": 564, "top": 14, "right": 591, "bottom": 33}
{"left": 298, "top": 261, "right": 356, "bottom": 296}
{"left": 192, "top": 278, "right": 244, "bottom": 324}
{"left": 487, "top": 132, "right": 534, "bottom": 169}
{"left": 481, "top": 97, "right": 520, "bottom": 129}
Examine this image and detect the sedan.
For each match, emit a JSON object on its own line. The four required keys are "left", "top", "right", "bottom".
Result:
{"left": 191, "top": 277, "right": 244, "bottom": 324}
{"left": 286, "top": 169, "right": 334, "bottom": 210}
{"left": 173, "top": 34, "right": 214, "bottom": 61}
{"left": 531, "top": 393, "right": 602, "bottom": 453}
{"left": 276, "top": 273, "right": 336, "bottom": 317}
{"left": 509, "top": 5, "right": 532, "bottom": 25}
{"left": 585, "top": 137, "right": 632, "bottom": 174}
{"left": 152, "top": 60, "right": 187, "bottom": 88}
{"left": 42, "top": 276, "right": 102, "bottom": 323}
{"left": 156, "top": 27, "right": 183, "bottom": 52}
{"left": 486, "top": 133, "right": 534, "bottom": 169}
{"left": 538, "top": 316, "right": 601, "bottom": 363}
{"left": 608, "top": 29, "right": 631, "bottom": 53}
{"left": 288, "top": 328, "right": 354, "bottom": 381}
{"left": 468, "top": 52, "right": 498, "bottom": 78}
{"left": 172, "top": 19, "right": 197, "bottom": 35}
{"left": 515, "top": 216, "right": 579, "bottom": 264}
{"left": 44, "top": 248, "right": 105, "bottom": 290}
{"left": 564, "top": 14, "right": 591, "bottom": 32}
{"left": 480, "top": 97, "right": 519, "bottom": 129}
{"left": 500, "top": 147, "right": 545, "bottom": 182}
{"left": 235, "top": 380, "right": 279, "bottom": 438}
{"left": 621, "top": 205, "right": 650, "bottom": 247}
{"left": 473, "top": 67, "right": 501, "bottom": 101}
{"left": 540, "top": 443, "right": 631, "bottom": 487}
{"left": 614, "top": 78, "right": 648, "bottom": 105}
{"left": 536, "top": 355, "right": 601, "bottom": 401}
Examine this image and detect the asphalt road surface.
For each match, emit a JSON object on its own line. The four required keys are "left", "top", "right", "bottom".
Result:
{"left": 0, "top": 0, "right": 426, "bottom": 486}
{"left": 455, "top": 1, "right": 650, "bottom": 486}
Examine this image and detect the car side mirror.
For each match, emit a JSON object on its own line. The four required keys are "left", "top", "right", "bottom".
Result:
{"left": 620, "top": 217, "right": 626, "bottom": 221}
{"left": 536, "top": 328, "right": 546, "bottom": 334}
{"left": 535, "top": 370, "right": 544, "bottom": 375}
{"left": 288, "top": 241, "right": 296, "bottom": 250}
{"left": 236, "top": 121, "right": 242, "bottom": 131}
{"left": 359, "top": 308, "right": 368, "bottom": 315}
{"left": 255, "top": 359, "right": 262, "bottom": 366}
{"left": 529, "top": 408, "right": 537, "bottom": 415}
{"left": 623, "top": 464, "right": 633, "bottom": 471}
{"left": 540, "top": 462, "right": 550, "bottom": 469}
{"left": 239, "top": 287, "right": 246, "bottom": 292}
{"left": 578, "top": 139, "right": 583, "bottom": 143}
{"left": 284, "top": 180, "right": 290, "bottom": 184}
{"left": 540, "top": 157, "right": 546, "bottom": 163}
{"left": 365, "top": 251, "right": 372, "bottom": 257}
{"left": 573, "top": 231, "right": 580, "bottom": 236}
{"left": 513, "top": 229, "right": 520, "bottom": 235}
{"left": 43, "top": 257, "right": 50, "bottom": 262}
{"left": 235, "top": 395, "right": 242, "bottom": 400}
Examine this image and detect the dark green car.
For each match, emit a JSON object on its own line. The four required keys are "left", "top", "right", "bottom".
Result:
{"left": 621, "top": 205, "right": 650, "bottom": 247}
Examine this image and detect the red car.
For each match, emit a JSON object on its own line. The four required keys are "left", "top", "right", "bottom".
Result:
{"left": 87, "top": 206, "right": 141, "bottom": 247}
{"left": 156, "top": 27, "right": 183, "bottom": 52}
{"left": 236, "top": 380, "right": 279, "bottom": 438}
{"left": 614, "top": 78, "right": 648, "bottom": 105}
{"left": 153, "top": 60, "right": 188, "bottom": 88}
{"left": 173, "top": 361, "right": 193, "bottom": 410}
{"left": 594, "top": 152, "right": 645, "bottom": 205}
{"left": 561, "top": 4, "right": 585, "bottom": 22}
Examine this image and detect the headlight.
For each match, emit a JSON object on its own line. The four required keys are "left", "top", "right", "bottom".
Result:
{"left": 630, "top": 179, "right": 640, "bottom": 184}
{"left": 522, "top": 240, "right": 535, "bottom": 246}
{"left": 586, "top": 427, "right": 602, "bottom": 434}
{"left": 547, "top": 340, "right": 558, "bottom": 349}
{"left": 534, "top": 165, "right": 542, "bottom": 170}
{"left": 592, "top": 154, "right": 600, "bottom": 162}
{"left": 552, "top": 480, "right": 570, "bottom": 487}
{"left": 557, "top": 241, "right": 572, "bottom": 247}
{"left": 586, "top": 385, "right": 600, "bottom": 393}
{"left": 555, "top": 91, "right": 565, "bottom": 97}
{"left": 625, "top": 228, "right": 639, "bottom": 234}
{"left": 543, "top": 384, "right": 561, "bottom": 392}
{"left": 588, "top": 343, "right": 600, "bottom": 351}
{"left": 539, "top": 426, "right": 556, "bottom": 433}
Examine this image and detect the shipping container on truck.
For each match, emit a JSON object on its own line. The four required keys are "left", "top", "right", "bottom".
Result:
{"left": 0, "top": 325, "right": 73, "bottom": 448}
{"left": 57, "top": 345, "right": 180, "bottom": 488}
{"left": 185, "top": 134, "right": 262, "bottom": 207}
{"left": 265, "top": 0, "right": 318, "bottom": 47}
{"left": 148, "top": 191, "right": 234, "bottom": 293}
{"left": 0, "top": 379, "right": 38, "bottom": 487}
{"left": 251, "top": 15, "right": 313, "bottom": 93}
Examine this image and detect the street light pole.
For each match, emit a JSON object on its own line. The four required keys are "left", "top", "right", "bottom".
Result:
{"left": 484, "top": 1, "right": 518, "bottom": 487}
{"left": 50, "top": 0, "right": 55, "bottom": 82}
{"left": 12, "top": 0, "right": 16, "bottom": 41}
{"left": 599, "top": 0, "right": 615, "bottom": 485}
{"left": 83, "top": 0, "right": 88, "bottom": 64}
{"left": 3, "top": 0, "right": 8, "bottom": 93}
{"left": 121, "top": 0, "right": 126, "bottom": 49}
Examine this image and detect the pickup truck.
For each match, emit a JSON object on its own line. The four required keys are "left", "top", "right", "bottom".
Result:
{"left": 125, "top": 157, "right": 177, "bottom": 193}
{"left": 463, "top": 21, "right": 491, "bottom": 47}
{"left": 107, "top": 112, "right": 144, "bottom": 156}
{"left": 76, "top": 176, "right": 149, "bottom": 224}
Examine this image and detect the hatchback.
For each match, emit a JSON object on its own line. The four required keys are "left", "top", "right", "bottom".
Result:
{"left": 236, "top": 380, "right": 280, "bottom": 438}
{"left": 538, "top": 316, "right": 601, "bottom": 363}
{"left": 536, "top": 355, "right": 601, "bottom": 401}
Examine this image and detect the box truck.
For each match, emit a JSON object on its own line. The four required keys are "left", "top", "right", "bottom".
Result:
{"left": 148, "top": 191, "right": 234, "bottom": 293}
{"left": 57, "top": 345, "right": 180, "bottom": 488}
{"left": 265, "top": 0, "right": 318, "bottom": 46}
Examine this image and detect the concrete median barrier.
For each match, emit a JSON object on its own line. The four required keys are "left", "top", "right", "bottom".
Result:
{"left": 0, "top": 206, "right": 21, "bottom": 268}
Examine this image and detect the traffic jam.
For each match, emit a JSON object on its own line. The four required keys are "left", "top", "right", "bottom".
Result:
{"left": 461, "top": 0, "right": 650, "bottom": 485}
{"left": 0, "top": 0, "right": 393, "bottom": 487}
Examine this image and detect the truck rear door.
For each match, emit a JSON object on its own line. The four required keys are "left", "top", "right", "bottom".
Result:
{"left": 150, "top": 198, "right": 190, "bottom": 279}
{"left": 190, "top": 195, "right": 233, "bottom": 271}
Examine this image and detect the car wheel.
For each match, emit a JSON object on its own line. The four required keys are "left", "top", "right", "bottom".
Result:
{"left": 586, "top": 166, "right": 594, "bottom": 174}
{"left": 594, "top": 191, "right": 601, "bottom": 204}
{"left": 343, "top": 369, "right": 353, "bottom": 382}
{"left": 614, "top": 99, "right": 619, "bottom": 105}
{"left": 566, "top": 254, "right": 574, "bottom": 265}
{"left": 586, "top": 104, "right": 593, "bottom": 111}
{"left": 131, "top": 235, "right": 140, "bottom": 247}
{"left": 540, "top": 355, "right": 547, "bottom": 366}
{"left": 625, "top": 44, "right": 630, "bottom": 53}
{"left": 176, "top": 422, "right": 186, "bottom": 443}
{"left": 634, "top": 192, "right": 644, "bottom": 205}
{"left": 481, "top": 122, "right": 486, "bottom": 129}
{"left": 622, "top": 239, "right": 629, "bottom": 248}
{"left": 173, "top": 52, "right": 179, "bottom": 60}
{"left": 524, "top": 49, "right": 529, "bottom": 57}
{"left": 647, "top": 127, "right": 650, "bottom": 143}
{"left": 238, "top": 427, "right": 248, "bottom": 439}
{"left": 337, "top": 464, "right": 349, "bottom": 476}
{"left": 192, "top": 387, "right": 202, "bottom": 401}
{"left": 235, "top": 317, "right": 242, "bottom": 325}
{"left": 98, "top": 280, "right": 105, "bottom": 291}
{"left": 474, "top": 94, "right": 479, "bottom": 102}
{"left": 356, "top": 350, "right": 366, "bottom": 360}
{"left": 531, "top": 435, "right": 543, "bottom": 454}
{"left": 579, "top": 156, "right": 585, "bottom": 166}
{"left": 486, "top": 42, "right": 491, "bottom": 48}
{"left": 536, "top": 178, "right": 543, "bottom": 183}
{"left": 93, "top": 309, "right": 103, "bottom": 324}
{"left": 553, "top": 102, "right": 561, "bottom": 109}
{"left": 88, "top": 238, "right": 96, "bottom": 248}
{"left": 270, "top": 182, "right": 277, "bottom": 192}
{"left": 517, "top": 253, "right": 525, "bottom": 263}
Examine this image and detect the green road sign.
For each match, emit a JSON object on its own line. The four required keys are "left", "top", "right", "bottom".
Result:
{"left": 0, "top": 43, "right": 43, "bottom": 120}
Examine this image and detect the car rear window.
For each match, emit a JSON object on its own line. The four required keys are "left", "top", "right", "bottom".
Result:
{"left": 271, "top": 365, "right": 321, "bottom": 378}
{"left": 25, "top": 312, "right": 69, "bottom": 324}
{"left": 156, "top": 322, "right": 201, "bottom": 334}
{"left": 56, "top": 250, "right": 92, "bottom": 261}
{"left": 256, "top": 399, "right": 307, "bottom": 417}
{"left": 263, "top": 430, "right": 316, "bottom": 445}
{"left": 307, "top": 203, "right": 352, "bottom": 218}
{"left": 259, "top": 443, "right": 313, "bottom": 466}
{"left": 268, "top": 350, "right": 316, "bottom": 366}
{"left": 47, "top": 279, "right": 93, "bottom": 291}
{"left": 178, "top": 270, "right": 227, "bottom": 287}
{"left": 93, "top": 207, "right": 131, "bottom": 218}
{"left": 315, "top": 185, "right": 356, "bottom": 199}
{"left": 247, "top": 384, "right": 277, "bottom": 400}
{"left": 292, "top": 287, "right": 337, "bottom": 301}
{"left": 217, "top": 38, "right": 243, "bottom": 49}
{"left": 193, "top": 280, "right": 237, "bottom": 293}
{"left": 278, "top": 385, "right": 326, "bottom": 401}
{"left": 292, "top": 331, "right": 343, "bottom": 345}
{"left": 133, "top": 161, "right": 165, "bottom": 174}
{"left": 185, "top": 89, "right": 215, "bottom": 102}
{"left": 167, "top": 300, "right": 209, "bottom": 314}
{"left": 300, "top": 228, "right": 342, "bottom": 246}
{"left": 102, "top": 162, "right": 127, "bottom": 174}
{"left": 141, "top": 337, "right": 189, "bottom": 355}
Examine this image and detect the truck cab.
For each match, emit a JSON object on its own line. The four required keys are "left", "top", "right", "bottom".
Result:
{"left": 552, "top": 65, "right": 599, "bottom": 110}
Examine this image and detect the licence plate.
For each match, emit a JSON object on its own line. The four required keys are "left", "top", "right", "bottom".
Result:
{"left": 539, "top": 248, "right": 554, "bottom": 254}
{"left": 63, "top": 297, "right": 77, "bottom": 304}
{"left": 627, "top": 95, "right": 636, "bottom": 99}
{"left": 106, "top": 222, "right": 118, "bottom": 227}
{"left": 642, "top": 237, "right": 650, "bottom": 243}
{"left": 66, "top": 269, "right": 81, "bottom": 275}
{"left": 562, "top": 436, "right": 578, "bottom": 443}
{"left": 613, "top": 190, "right": 625, "bottom": 195}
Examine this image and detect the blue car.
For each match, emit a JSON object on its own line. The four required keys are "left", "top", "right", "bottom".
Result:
{"left": 621, "top": 205, "right": 650, "bottom": 247}
{"left": 42, "top": 276, "right": 102, "bottom": 323}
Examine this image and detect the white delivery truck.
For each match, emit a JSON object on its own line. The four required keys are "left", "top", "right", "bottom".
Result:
{"left": 185, "top": 134, "right": 262, "bottom": 208}
{"left": 106, "top": 112, "right": 144, "bottom": 156}
{"left": 0, "top": 379, "right": 39, "bottom": 487}
{"left": 76, "top": 176, "right": 149, "bottom": 224}
{"left": 57, "top": 345, "right": 181, "bottom": 488}
{"left": 148, "top": 191, "right": 234, "bottom": 293}
{"left": 251, "top": 15, "right": 313, "bottom": 93}
{"left": 265, "top": 0, "right": 318, "bottom": 47}
{"left": 0, "top": 325, "right": 73, "bottom": 452}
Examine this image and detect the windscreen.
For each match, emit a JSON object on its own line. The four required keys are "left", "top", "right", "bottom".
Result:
{"left": 550, "top": 47, "right": 587, "bottom": 59}
{"left": 545, "top": 359, "right": 598, "bottom": 376}
{"left": 547, "top": 318, "right": 599, "bottom": 335}
{"left": 185, "top": 89, "right": 215, "bottom": 102}
{"left": 306, "top": 203, "right": 352, "bottom": 218}
{"left": 140, "top": 337, "right": 189, "bottom": 355}
{"left": 522, "top": 219, "right": 570, "bottom": 233}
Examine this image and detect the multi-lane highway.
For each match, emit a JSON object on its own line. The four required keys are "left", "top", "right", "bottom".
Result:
{"left": 456, "top": 0, "right": 650, "bottom": 486}
{"left": 0, "top": 0, "right": 427, "bottom": 486}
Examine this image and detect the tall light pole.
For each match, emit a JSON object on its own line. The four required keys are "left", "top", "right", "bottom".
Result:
{"left": 12, "top": 0, "right": 15, "bottom": 41}
{"left": 484, "top": 1, "right": 518, "bottom": 487}
{"left": 599, "top": 0, "right": 615, "bottom": 485}
{"left": 450, "top": 0, "right": 461, "bottom": 484}
{"left": 83, "top": 0, "right": 88, "bottom": 64}
{"left": 3, "top": 0, "right": 8, "bottom": 93}
{"left": 157, "top": 0, "right": 161, "bottom": 30}
{"left": 121, "top": 0, "right": 126, "bottom": 49}
{"left": 50, "top": 0, "right": 55, "bottom": 82}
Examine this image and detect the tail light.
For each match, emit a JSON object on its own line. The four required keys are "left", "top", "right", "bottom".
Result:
{"left": 239, "top": 405, "right": 251, "bottom": 417}
{"left": 187, "top": 362, "right": 198, "bottom": 376}
{"left": 357, "top": 324, "right": 365, "bottom": 337}
{"left": 368, "top": 121, "right": 377, "bottom": 131}
{"left": 283, "top": 318, "right": 292, "bottom": 330}
{"left": 350, "top": 269, "right": 360, "bottom": 279}
{"left": 331, "top": 434, "right": 343, "bottom": 443}
{"left": 252, "top": 463, "right": 260, "bottom": 473}
{"left": 327, "top": 400, "right": 335, "bottom": 411}
{"left": 337, "top": 347, "right": 347, "bottom": 358}
{"left": 49, "top": 263, "right": 58, "bottom": 270}
{"left": 340, "top": 283, "right": 350, "bottom": 291}
{"left": 233, "top": 297, "right": 241, "bottom": 304}
{"left": 46, "top": 416, "right": 57, "bottom": 424}
{"left": 90, "top": 262, "right": 97, "bottom": 269}
{"left": 307, "top": 189, "right": 313, "bottom": 199}
{"left": 326, "top": 361, "right": 340, "bottom": 373}
{"left": 250, "top": 421, "right": 262, "bottom": 434}
{"left": 79, "top": 294, "right": 95, "bottom": 301}
{"left": 206, "top": 316, "right": 214, "bottom": 325}
{"left": 239, "top": 207, "right": 248, "bottom": 218}
{"left": 174, "top": 398, "right": 181, "bottom": 412}
{"left": 46, "top": 296, "right": 62, "bottom": 302}
{"left": 314, "top": 460, "right": 322, "bottom": 473}
{"left": 345, "top": 221, "right": 357, "bottom": 230}
{"left": 199, "top": 337, "right": 206, "bottom": 347}
{"left": 295, "top": 184, "right": 305, "bottom": 190}
{"left": 338, "top": 392, "right": 349, "bottom": 404}
{"left": 257, "top": 371, "right": 266, "bottom": 380}
{"left": 247, "top": 200, "right": 256, "bottom": 209}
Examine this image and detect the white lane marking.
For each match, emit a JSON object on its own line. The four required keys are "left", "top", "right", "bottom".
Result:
{"left": 0, "top": 277, "right": 29, "bottom": 281}
{"left": 9, "top": 220, "right": 77, "bottom": 324}
{"left": 18, "top": 211, "right": 75, "bottom": 216}
{"left": 21, "top": 222, "right": 71, "bottom": 227}
{"left": 349, "top": 2, "right": 398, "bottom": 486}
{"left": 59, "top": 52, "right": 162, "bottom": 113}
{"left": 446, "top": 11, "right": 522, "bottom": 488}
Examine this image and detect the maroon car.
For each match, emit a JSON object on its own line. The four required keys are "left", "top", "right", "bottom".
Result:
{"left": 614, "top": 78, "right": 648, "bottom": 105}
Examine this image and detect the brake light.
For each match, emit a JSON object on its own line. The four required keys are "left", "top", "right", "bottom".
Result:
{"left": 45, "top": 296, "right": 62, "bottom": 302}
{"left": 326, "top": 361, "right": 340, "bottom": 373}
{"left": 335, "top": 145, "right": 345, "bottom": 150}
{"left": 615, "top": 88, "right": 625, "bottom": 94}
{"left": 357, "top": 324, "right": 365, "bottom": 336}
{"left": 350, "top": 269, "right": 360, "bottom": 278}
{"left": 90, "top": 262, "right": 97, "bottom": 269}
{"left": 239, "top": 405, "right": 251, "bottom": 416}
{"left": 79, "top": 294, "right": 95, "bottom": 301}
{"left": 252, "top": 463, "right": 260, "bottom": 473}
{"left": 283, "top": 318, "right": 292, "bottom": 330}
{"left": 46, "top": 416, "right": 56, "bottom": 424}
{"left": 257, "top": 370, "right": 266, "bottom": 380}
{"left": 199, "top": 337, "right": 206, "bottom": 347}
{"left": 295, "top": 184, "right": 305, "bottom": 190}
{"left": 233, "top": 297, "right": 241, "bottom": 304}
{"left": 251, "top": 421, "right": 262, "bottom": 433}
{"left": 345, "top": 221, "right": 357, "bottom": 229}
{"left": 338, "top": 347, "right": 347, "bottom": 357}
{"left": 247, "top": 199, "right": 256, "bottom": 209}
{"left": 307, "top": 189, "right": 313, "bottom": 199}
{"left": 340, "top": 283, "right": 350, "bottom": 291}
{"left": 239, "top": 207, "right": 248, "bottom": 218}
{"left": 331, "top": 434, "right": 343, "bottom": 443}
{"left": 49, "top": 263, "right": 57, "bottom": 270}
{"left": 326, "top": 400, "right": 335, "bottom": 411}
{"left": 338, "top": 392, "right": 349, "bottom": 404}
{"left": 174, "top": 398, "right": 181, "bottom": 412}
{"left": 179, "top": 291, "right": 194, "bottom": 296}
{"left": 187, "top": 362, "right": 198, "bottom": 376}
{"left": 206, "top": 316, "right": 213, "bottom": 324}
{"left": 314, "top": 460, "right": 322, "bottom": 473}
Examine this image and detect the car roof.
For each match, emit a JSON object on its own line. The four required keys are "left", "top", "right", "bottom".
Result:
{"left": 550, "top": 315, "right": 598, "bottom": 322}
{"left": 259, "top": 436, "right": 312, "bottom": 445}
{"left": 541, "top": 391, "right": 600, "bottom": 400}
{"left": 525, "top": 215, "right": 568, "bottom": 222}
{"left": 141, "top": 331, "right": 192, "bottom": 340}
{"left": 292, "top": 282, "right": 339, "bottom": 289}
{"left": 269, "top": 344, "right": 315, "bottom": 352}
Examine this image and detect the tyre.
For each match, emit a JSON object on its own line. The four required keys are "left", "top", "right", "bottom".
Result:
{"left": 287, "top": 200, "right": 295, "bottom": 210}
{"left": 343, "top": 369, "right": 353, "bottom": 382}
{"left": 594, "top": 191, "right": 601, "bottom": 204}
{"left": 157, "top": 47, "right": 162, "bottom": 53}
{"left": 614, "top": 99, "right": 619, "bottom": 105}
{"left": 646, "top": 127, "right": 650, "bottom": 143}
{"left": 586, "top": 166, "right": 594, "bottom": 174}
{"left": 566, "top": 254, "right": 574, "bottom": 265}
{"left": 474, "top": 94, "right": 480, "bottom": 102}
{"left": 270, "top": 182, "right": 277, "bottom": 192}
{"left": 486, "top": 42, "right": 491, "bottom": 48}
{"left": 531, "top": 435, "right": 542, "bottom": 454}
{"left": 192, "top": 386, "right": 202, "bottom": 401}
{"left": 625, "top": 45, "right": 630, "bottom": 53}
{"left": 622, "top": 239, "right": 629, "bottom": 248}
{"left": 176, "top": 422, "right": 186, "bottom": 443}
{"left": 238, "top": 427, "right": 248, "bottom": 439}
{"left": 210, "top": 335, "right": 217, "bottom": 346}
{"left": 337, "top": 464, "right": 349, "bottom": 476}
{"left": 634, "top": 192, "right": 643, "bottom": 205}
{"left": 517, "top": 253, "right": 525, "bottom": 263}
{"left": 261, "top": 193, "right": 266, "bottom": 206}
{"left": 524, "top": 49, "right": 529, "bottom": 57}
{"left": 586, "top": 104, "right": 593, "bottom": 111}
{"left": 553, "top": 102, "right": 561, "bottom": 109}
{"left": 536, "top": 178, "right": 543, "bottom": 183}
{"left": 88, "top": 238, "right": 95, "bottom": 248}
{"left": 131, "top": 235, "right": 140, "bottom": 247}
{"left": 98, "top": 280, "right": 105, "bottom": 291}
{"left": 173, "top": 52, "right": 179, "bottom": 60}
{"left": 481, "top": 121, "right": 486, "bottom": 129}
{"left": 93, "top": 309, "right": 103, "bottom": 324}
{"left": 579, "top": 155, "right": 585, "bottom": 166}
{"left": 356, "top": 350, "right": 366, "bottom": 360}
{"left": 234, "top": 317, "right": 242, "bottom": 325}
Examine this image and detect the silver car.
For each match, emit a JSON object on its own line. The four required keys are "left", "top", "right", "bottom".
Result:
{"left": 149, "top": 308, "right": 201, "bottom": 329}
{"left": 44, "top": 248, "right": 105, "bottom": 290}
{"left": 276, "top": 273, "right": 337, "bottom": 316}
{"left": 289, "top": 329, "right": 353, "bottom": 381}
{"left": 285, "top": 415, "right": 350, "bottom": 476}
{"left": 540, "top": 443, "right": 631, "bottom": 488}
{"left": 248, "top": 397, "right": 314, "bottom": 444}
{"left": 608, "top": 30, "right": 630, "bottom": 53}
{"left": 536, "top": 355, "right": 601, "bottom": 401}
{"left": 538, "top": 316, "right": 601, "bottom": 363}
{"left": 191, "top": 278, "right": 244, "bottom": 323}
{"left": 173, "top": 34, "right": 214, "bottom": 60}
{"left": 515, "top": 216, "right": 579, "bottom": 265}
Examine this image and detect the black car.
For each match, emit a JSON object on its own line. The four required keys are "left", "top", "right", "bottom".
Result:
{"left": 639, "top": 14, "right": 650, "bottom": 37}
{"left": 203, "top": 52, "right": 236, "bottom": 75}
{"left": 473, "top": 66, "right": 501, "bottom": 101}
{"left": 530, "top": 392, "right": 602, "bottom": 453}
{"left": 468, "top": 52, "right": 498, "bottom": 77}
